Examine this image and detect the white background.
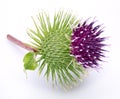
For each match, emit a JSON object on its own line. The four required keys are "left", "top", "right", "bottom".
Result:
{"left": 0, "top": 0, "right": 120, "bottom": 99}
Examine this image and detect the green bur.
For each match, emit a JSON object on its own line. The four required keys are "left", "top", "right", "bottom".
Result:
{"left": 9, "top": 10, "right": 87, "bottom": 89}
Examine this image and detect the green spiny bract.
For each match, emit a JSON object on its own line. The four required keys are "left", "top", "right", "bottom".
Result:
{"left": 23, "top": 10, "right": 86, "bottom": 88}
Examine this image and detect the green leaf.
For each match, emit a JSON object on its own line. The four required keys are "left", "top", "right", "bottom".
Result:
{"left": 23, "top": 52, "right": 38, "bottom": 70}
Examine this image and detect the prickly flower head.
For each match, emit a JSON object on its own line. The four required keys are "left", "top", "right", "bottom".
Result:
{"left": 9, "top": 11, "right": 106, "bottom": 89}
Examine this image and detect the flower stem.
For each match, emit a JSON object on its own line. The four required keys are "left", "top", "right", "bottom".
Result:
{"left": 7, "top": 34, "right": 37, "bottom": 52}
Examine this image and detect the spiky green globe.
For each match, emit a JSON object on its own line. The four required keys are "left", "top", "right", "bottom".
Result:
{"left": 24, "top": 11, "right": 86, "bottom": 88}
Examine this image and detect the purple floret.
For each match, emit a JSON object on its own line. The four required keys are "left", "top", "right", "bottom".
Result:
{"left": 70, "top": 20, "right": 106, "bottom": 68}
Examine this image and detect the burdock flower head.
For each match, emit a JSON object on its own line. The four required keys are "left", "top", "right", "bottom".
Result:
{"left": 70, "top": 20, "right": 106, "bottom": 68}
{"left": 7, "top": 10, "right": 107, "bottom": 89}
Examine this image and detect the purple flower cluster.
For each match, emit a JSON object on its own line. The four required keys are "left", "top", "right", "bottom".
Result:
{"left": 70, "top": 20, "right": 106, "bottom": 68}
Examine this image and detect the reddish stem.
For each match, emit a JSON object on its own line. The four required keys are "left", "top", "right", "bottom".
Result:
{"left": 7, "top": 34, "right": 37, "bottom": 52}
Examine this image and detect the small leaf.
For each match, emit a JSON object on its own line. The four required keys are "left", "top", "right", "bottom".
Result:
{"left": 23, "top": 52, "right": 38, "bottom": 70}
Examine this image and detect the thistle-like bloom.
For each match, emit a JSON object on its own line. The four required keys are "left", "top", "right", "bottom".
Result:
{"left": 70, "top": 20, "right": 106, "bottom": 68}
{"left": 7, "top": 10, "right": 107, "bottom": 89}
